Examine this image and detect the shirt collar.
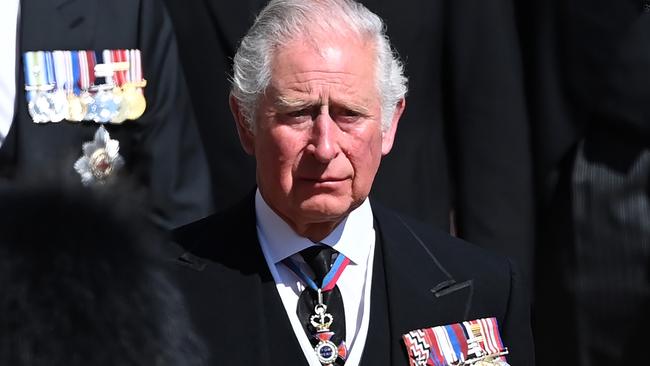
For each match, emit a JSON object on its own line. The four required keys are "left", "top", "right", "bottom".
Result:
{"left": 255, "top": 189, "right": 373, "bottom": 265}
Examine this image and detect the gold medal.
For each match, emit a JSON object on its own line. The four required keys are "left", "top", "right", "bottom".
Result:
{"left": 67, "top": 93, "right": 86, "bottom": 122}
{"left": 122, "top": 84, "right": 146, "bottom": 120}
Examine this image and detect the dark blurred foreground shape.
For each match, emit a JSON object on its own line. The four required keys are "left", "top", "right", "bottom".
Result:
{"left": 0, "top": 184, "right": 207, "bottom": 366}
{"left": 516, "top": 0, "right": 650, "bottom": 365}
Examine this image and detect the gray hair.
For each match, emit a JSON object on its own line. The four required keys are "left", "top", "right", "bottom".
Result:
{"left": 231, "top": 0, "right": 408, "bottom": 131}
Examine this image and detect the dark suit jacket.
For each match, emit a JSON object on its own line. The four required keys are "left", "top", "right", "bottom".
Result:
{"left": 163, "top": 0, "right": 536, "bottom": 284}
{"left": 0, "top": 0, "right": 213, "bottom": 228}
{"left": 169, "top": 194, "right": 534, "bottom": 365}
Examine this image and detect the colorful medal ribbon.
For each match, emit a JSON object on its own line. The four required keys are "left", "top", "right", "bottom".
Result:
{"left": 51, "top": 51, "right": 67, "bottom": 91}
{"left": 78, "top": 50, "right": 96, "bottom": 93}
{"left": 283, "top": 252, "right": 350, "bottom": 292}
{"left": 122, "top": 48, "right": 147, "bottom": 120}
{"left": 68, "top": 50, "right": 81, "bottom": 96}
{"left": 49, "top": 50, "right": 68, "bottom": 122}
{"left": 109, "top": 49, "right": 129, "bottom": 123}
{"left": 44, "top": 51, "right": 59, "bottom": 122}
{"left": 23, "top": 51, "right": 53, "bottom": 123}
{"left": 113, "top": 49, "right": 128, "bottom": 87}
{"left": 92, "top": 50, "right": 118, "bottom": 123}
{"left": 64, "top": 50, "right": 86, "bottom": 121}
{"left": 283, "top": 250, "right": 351, "bottom": 365}
{"left": 78, "top": 50, "right": 97, "bottom": 121}
{"left": 402, "top": 317, "right": 510, "bottom": 366}
{"left": 462, "top": 318, "right": 508, "bottom": 363}
{"left": 129, "top": 49, "right": 144, "bottom": 85}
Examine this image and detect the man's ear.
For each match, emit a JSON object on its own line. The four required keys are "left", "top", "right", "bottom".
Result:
{"left": 381, "top": 98, "right": 405, "bottom": 155}
{"left": 229, "top": 94, "right": 255, "bottom": 155}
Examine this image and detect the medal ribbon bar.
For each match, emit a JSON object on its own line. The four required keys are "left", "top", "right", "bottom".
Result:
{"left": 402, "top": 317, "right": 510, "bottom": 366}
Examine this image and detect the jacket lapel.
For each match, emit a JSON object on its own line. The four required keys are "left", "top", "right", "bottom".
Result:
{"left": 372, "top": 205, "right": 473, "bottom": 365}
{"left": 172, "top": 193, "right": 307, "bottom": 365}
{"left": 174, "top": 197, "right": 475, "bottom": 365}
{"left": 359, "top": 228, "right": 393, "bottom": 366}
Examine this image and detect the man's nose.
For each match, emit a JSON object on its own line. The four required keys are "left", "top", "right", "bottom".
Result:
{"left": 307, "top": 112, "right": 339, "bottom": 163}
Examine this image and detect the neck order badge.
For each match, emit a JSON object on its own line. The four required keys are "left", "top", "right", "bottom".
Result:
{"left": 284, "top": 250, "right": 351, "bottom": 365}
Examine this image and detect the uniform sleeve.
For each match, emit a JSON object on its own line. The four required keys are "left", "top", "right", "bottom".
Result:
{"left": 131, "top": 0, "right": 215, "bottom": 229}
{"left": 446, "top": 0, "right": 536, "bottom": 287}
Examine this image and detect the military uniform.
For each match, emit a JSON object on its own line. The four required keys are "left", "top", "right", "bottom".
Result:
{"left": 0, "top": 0, "right": 214, "bottom": 229}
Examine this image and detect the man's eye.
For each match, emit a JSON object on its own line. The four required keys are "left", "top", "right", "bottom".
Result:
{"left": 332, "top": 109, "right": 362, "bottom": 123}
{"left": 277, "top": 109, "right": 313, "bottom": 125}
{"left": 336, "top": 116, "right": 360, "bottom": 125}
{"left": 341, "top": 109, "right": 360, "bottom": 116}
{"left": 287, "top": 109, "right": 311, "bottom": 118}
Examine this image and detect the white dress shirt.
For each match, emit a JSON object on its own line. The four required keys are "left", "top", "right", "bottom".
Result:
{"left": 0, "top": 0, "right": 20, "bottom": 148}
{"left": 256, "top": 190, "right": 376, "bottom": 366}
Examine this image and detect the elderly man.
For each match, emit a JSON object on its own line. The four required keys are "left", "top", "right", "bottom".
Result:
{"left": 171, "top": 0, "right": 534, "bottom": 365}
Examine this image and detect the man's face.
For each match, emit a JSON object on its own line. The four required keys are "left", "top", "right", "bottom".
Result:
{"left": 234, "top": 33, "right": 403, "bottom": 236}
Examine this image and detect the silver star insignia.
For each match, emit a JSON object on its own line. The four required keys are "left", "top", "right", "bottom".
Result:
{"left": 74, "top": 126, "right": 124, "bottom": 186}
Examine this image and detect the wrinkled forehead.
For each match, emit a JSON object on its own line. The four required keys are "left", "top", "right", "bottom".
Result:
{"left": 268, "top": 33, "right": 378, "bottom": 92}
{"left": 268, "top": 30, "right": 379, "bottom": 89}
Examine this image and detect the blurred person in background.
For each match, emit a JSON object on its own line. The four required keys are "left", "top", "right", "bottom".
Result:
{"left": 516, "top": 1, "right": 650, "bottom": 364}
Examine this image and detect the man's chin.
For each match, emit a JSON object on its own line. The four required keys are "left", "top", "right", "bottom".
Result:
{"left": 295, "top": 195, "right": 354, "bottom": 223}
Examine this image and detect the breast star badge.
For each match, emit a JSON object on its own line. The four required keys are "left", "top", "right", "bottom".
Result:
{"left": 74, "top": 126, "right": 124, "bottom": 186}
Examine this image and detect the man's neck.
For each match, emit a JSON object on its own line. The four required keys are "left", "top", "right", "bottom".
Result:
{"left": 279, "top": 214, "right": 343, "bottom": 243}
{"left": 257, "top": 191, "right": 362, "bottom": 242}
